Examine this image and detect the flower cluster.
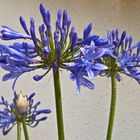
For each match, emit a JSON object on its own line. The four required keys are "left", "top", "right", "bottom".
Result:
{"left": 0, "top": 2, "right": 140, "bottom": 140}
{"left": 0, "top": 3, "right": 115, "bottom": 93}
{"left": 0, "top": 91, "right": 51, "bottom": 135}
{"left": 99, "top": 29, "right": 140, "bottom": 82}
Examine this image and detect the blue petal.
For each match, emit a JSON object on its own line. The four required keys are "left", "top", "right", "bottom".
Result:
{"left": 71, "top": 32, "right": 78, "bottom": 51}
{"left": 33, "top": 75, "right": 43, "bottom": 81}
{"left": 83, "top": 23, "right": 92, "bottom": 39}
{"left": 35, "top": 109, "right": 51, "bottom": 115}
{"left": 19, "top": 16, "right": 30, "bottom": 35}
{"left": 30, "top": 18, "right": 37, "bottom": 47}
{"left": 39, "top": 4, "right": 51, "bottom": 31}
{"left": 37, "top": 117, "right": 47, "bottom": 121}
{"left": 1, "top": 26, "right": 31, "bottom": 40}
{"left": 94, "top": 63, "right": 108, "bottom": 70}
{"left": 56, "top": 43, "right": 61, "bottom": 62}
{"left": 119, "top": 31, "right": 126, "bottom": 45}
{"left": 32, "top": 101, "right": 40, "bottom": 109}
{"left": 27, "top": 93, "right": 35, "bottom": 100}
{"left": 76, "top": 77, "right": 81, "bottom": 94}
{"left": 80, "top": 77, "right": 95, "bottom": 92}
{"left": 95, "top": 37, "right": 108, "bottom": 46}
{"left": 75, "top": 35, "right": 99, "bottom": 46}
{"left": 86, "top": 66, "right": 95, "bottom": 79}
{"left": 2, "top": 72, "right": 20, "bottom": 81}
{"left": 57, "top": 9, "right": 62, "bottom": 21}
{"left": 87, "top": 49, "right": 105, "bottom": 60}
{"left": 62, "top": 10, "right": 68, "bottom": 28}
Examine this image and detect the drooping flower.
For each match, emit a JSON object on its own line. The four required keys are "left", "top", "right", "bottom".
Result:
{"left": 0, "top": 91, "right": 51, "bottom": 135}
{"left": 0, "top": 3, "right": 114, "bottom": 93}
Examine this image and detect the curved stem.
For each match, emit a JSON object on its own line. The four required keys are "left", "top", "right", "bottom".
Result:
{"left": 106, "top": 72, "right": 117, "bottom": 140}
{"left": 53, "top": 68, "right": 65, "bottom": 140}
{"left": 22, "top": 117, "right": 29, "bottom": 140}
{"left": 17, "top": 121, "right": 21, "bottom": 140}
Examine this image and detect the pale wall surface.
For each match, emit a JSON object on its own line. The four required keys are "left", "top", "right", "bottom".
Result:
{"left": 0, "top": 0, "right": 140, "bottom": 140}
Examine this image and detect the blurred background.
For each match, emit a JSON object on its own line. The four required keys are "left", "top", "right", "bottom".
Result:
{"left": 0, "top": 0, "right": 140, "bottom": 140}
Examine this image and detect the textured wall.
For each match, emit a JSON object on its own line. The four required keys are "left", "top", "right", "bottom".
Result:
{"left": 0, "top": 0, "right": 140, "bottom": 140}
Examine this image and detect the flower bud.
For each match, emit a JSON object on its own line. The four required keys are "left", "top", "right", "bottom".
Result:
{"left": 33, "top": 75, "right": 43, "bottom": 81}
{"left": 16, "top": 92, "right": 29, "bottom": 114}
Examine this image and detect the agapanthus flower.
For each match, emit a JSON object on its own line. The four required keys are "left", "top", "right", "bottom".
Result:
{"left": 99, "top": 29, "right": 140, "bottom": 83}
{"left": 0, "top": 91, "right": 51, "bottom": 135}
{"left": 0, "top": 3, "right": 114, "bottom": 93}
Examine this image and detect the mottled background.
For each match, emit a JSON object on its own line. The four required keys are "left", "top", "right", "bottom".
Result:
{"left": 0, "top": 0, "right": 140, "bottom": 140}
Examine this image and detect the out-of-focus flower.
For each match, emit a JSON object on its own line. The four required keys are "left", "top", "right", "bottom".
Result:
{"left": 99, "top": 29, "right": 140, "bottom": 83}
{"left": 0, "top": 3, "right": 114, "bottom": 93}
{"left": 0, "top": 91, "right": 51, "bottom": 135}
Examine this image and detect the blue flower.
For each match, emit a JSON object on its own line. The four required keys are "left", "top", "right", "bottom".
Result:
{"left": 0, "top": 3, "right": 114, "bottom": 93}
{"left": 0, "top": 92, "right": 51, "bottom": 135}
{"left": 68, "top": 64, "right": 95, "bottom": 94}
{"left": 101, "top": 29, "right": 140, "bottom": 83}
{"left": 67, "top": 41, "right": 113, "bottom": 93}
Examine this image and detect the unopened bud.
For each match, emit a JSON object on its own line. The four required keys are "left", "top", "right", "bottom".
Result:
{"left": 16, "top": 92, "right": 29, "bottom": 114}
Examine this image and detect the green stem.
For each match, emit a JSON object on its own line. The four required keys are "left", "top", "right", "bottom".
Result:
{"left": 17, "top": 121, "right": 21, "bottom": 140}
{"left": 106, "top": 72, "right": 117, "bottom": 140}
{"left": 53, "top": 68, "right": 65, "bottom": 140}
{"left": 22, "top": 117, "right": 29, "bottom": 140}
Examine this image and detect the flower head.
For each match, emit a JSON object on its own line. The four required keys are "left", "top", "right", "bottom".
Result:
{"left": 0, "top": 3, "right": 114, "bottom": 93}
{"left": 99, "top": 29, "right": 140, "bottom": 83}
{"left": 0, "top": 91, "right": 51, "bottom": 135}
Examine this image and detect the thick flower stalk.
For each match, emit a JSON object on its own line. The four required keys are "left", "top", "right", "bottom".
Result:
{"left": 96, "top": 29, "right": 140, "bottom": 140}
{"left": 0, "top": 91, "right": 51, "bottom": 140}
{"left": 0, "top": 3, "right": 115, "bottom": 140}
